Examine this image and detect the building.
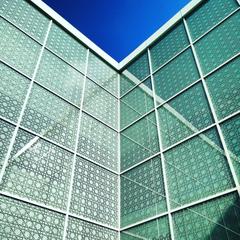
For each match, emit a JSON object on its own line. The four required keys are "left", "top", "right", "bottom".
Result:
{"left": 0, "top": 0, "right": 239, "bottom": 239}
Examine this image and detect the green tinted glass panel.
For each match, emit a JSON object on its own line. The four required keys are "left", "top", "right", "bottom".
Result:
{"left": 1, "top": 129, "right": 73, "bottom": 210}
{"left": 122, "top": 216, "right": 170, "bottom": 240}
{"left": 150, "top": 23, "right": 189, "bottom": 71}
{"left": 78, "top": 113, "right": 118, "bottom": 172}
{"left": 0, "top": 195, "right": 64, "bottom": 239}
{"left": 158, "top": 83, "right": 214, "bottom": 149}
{"left": 67, "top": 217, "right": 118, "bottom": 240}
{"left": 0, "top": 119, "right": 15, "bottom": 167}
{"left": 121, "top": 157, "right": 166, "bottom": 227}
{"left": 0, "top": 0, "right": 50, "bottom": 43}
{"left": 121, "top": 79, "right": 154, "bottom": 129}
{"left": 173, "top": 193, "right": 240, "bottom": 240}
{"left": 186, "top": 0, "right": 239, "bottom": 40}
{"left": 206, "top": 57, "right": 240, "bottom": 120}
{"left": 70, "top": 156, "right": 118, "bottom": 227}
{"left": 87, "top": 52, "right": 118, "bottom": 96}
{"left": 36, "top": 50, "right": 84, "bottom": 106}
{"left": 221, "top": 114, "right": 240, "bottom": 181}
{"left": 195, "top": 11, "right": 240, "bottom": 74}
{"left": 165, "top": 127, "right": 234, "bottom": 208}
{"left": 46, "top": 23, "right": 87, "bottom": 73}
{"left": 126, "top": 52, "right": 150, "bottom": 81}
{"left": 121, "top": 112, "right": 159, "bottom": 170}
{"left": 83, "top": 78, "right": 118, "bottom": 129}
{"left": 21, "top": 84, "right": 79, "bottom": 150}
{"left": 120, "top": 73, "right": 136, "bottom": 96}
{"left": 0, "top": 62, "right": 29, "bottom": 122}
{"left": 154, "top": 48, "right": 199, "bottom": 101}
{"left": 0, "top": 18, "right": 41, "bottom": 77}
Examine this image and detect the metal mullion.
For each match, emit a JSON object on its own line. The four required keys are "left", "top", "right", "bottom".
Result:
{"left": 62, "top": 49, "right": 90, "bottom": 240}
{"left": 183, "top": 18, "right": 240, "bottom": 196}
{"left": 218, "top": 110, "right": 240, "bottom": 125}
{"left": 0, "top": 16, "right": 43, "bottom": 46}
{"left": 0, "top": 116, "right": 17, "bottom": 128}
{"left": 0, "top": 20, "right": 53, "bottom": 185}
{"left": 192, "top": 7, "right": 240, "bottom": 45}
{"left": 151, "top": 45, "right": 191, "bottom": 76}
{"left": 147, "top": 48, "right": 175, "bottom": 240}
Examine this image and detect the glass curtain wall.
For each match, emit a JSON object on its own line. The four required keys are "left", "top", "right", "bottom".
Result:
{"left": 120, "top": 0, "right": 240, "bottom": 239}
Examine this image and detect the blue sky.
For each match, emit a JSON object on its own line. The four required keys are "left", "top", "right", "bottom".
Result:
{"left": 43, "top": 0, "right": 190, "bottom": 61}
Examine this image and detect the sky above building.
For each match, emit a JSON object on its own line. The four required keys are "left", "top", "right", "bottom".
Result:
{"left": 43, "top": 0, "right": 190, "bottom": 61}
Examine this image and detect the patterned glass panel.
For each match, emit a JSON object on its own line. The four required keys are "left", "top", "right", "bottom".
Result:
{"left": 126, "top": 52, "right": 150, "bottom": 81}
{"left": 83, "top": 79, "right": 118, "bottom": 129}
{"left": 0, "top": 18, "right": 41, "bottom": 77}
{"left": 121, "top": 112, "right": 159, "bottom": 170}
{"left": 87, "top": 52, "right": 118, "bottom": 96}
{"left": 21, "top": 84, "right": 79, "bottom": 150}
{"left": 121, "top": 157, "right": 166, "bottom": 227}
{"left": 186, "top": 0, "right": 239, "bottom": 40}
{"left": 150, "top": 23, "right": 189, "bottom": 71}
{"left": 173, "top": 193, "right": 240, "bottom": 240}
{"left": 46, "top": 23, "right": 87, "bottom": 73}
{"left": 120, "top": 73, "right": 136, "bottom": 97}
{"left": 0, "top": 62, "right": 29, "bottom": 123}
{"left": 206, "top": 57, "right": 240, "bottom": 120}
{"left": 36, "top": 50, "right": 84, "bottom": 106}
{"left": 195, "top": 11, "right": 240, "bottom": 74}
{"left": 1, "top": 129, "right": 73, "bottom": 210}
{"left": 78, "top": 113, "right": 118, "bottom": 172}
{"left": 154, "top": 48, "right": 199, "bottom": 101}
{"left": 158, "top": 82, "right": 214, "bottom": 149}
{"left": 121, "top": 78, "right": 154, "bottom": 129}
{"left": 0, "top": 195, "right": 65, "bottom": 239}
{"left": 0, "top": 119, "right": 15, "bottom": 168}
{"left": 121, "top": 216, "right": 170, "bottom": 240}
{"left": 221, "top": 114, "right": 240, "bottom": 181}
{"left": 165, "top": 127, "right": 235, "bottom": 208}
{"left": 0, "top": 0, "right": 50, "bottom": 43}
{"left": 67, "top": 217, "right": 118, "bottom": 240}
{"left": 70, "top": 156, "right": 118, "bottom": 227}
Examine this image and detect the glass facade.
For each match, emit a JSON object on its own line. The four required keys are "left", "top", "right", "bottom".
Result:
{"left": 0, "top": 0, "right": 239, "bottom": 239}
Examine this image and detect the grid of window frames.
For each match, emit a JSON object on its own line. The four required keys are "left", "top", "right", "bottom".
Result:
{"left": 120, "top": 0, "right": 240, "bottom": 239}
{"left": 0, "top": 0, "right": 119, "bottom": 239}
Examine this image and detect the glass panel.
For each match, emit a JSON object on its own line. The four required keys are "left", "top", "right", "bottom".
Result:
{"left": 164, "top": 127, "right": 235, "bottom": 208}
{"left": 1, "top": 129, "right": 73, "bottom": 210}
{"left": 154, "top": 48, "right": 199, "bottom": 101}
{"left": 0, "top": 0, "right": 50, "bottom": 43}
{"left": 70, "top": 156, "right": 118, "bottom": 227}
{"left": 83, "top": 78, "right": 118, "bottom": 129}
{"left": 121, "top": 216, "right": 170, "bottom": 240}
{"left": 0, "top": 62, "right": 29, "bottom": 123}
{"left": 87, "top": 52, "right": 118, "bottom": 96}
{"left": 121, "top": 112, "right": 159, "bottom": 170}
{"left": 46, "top": 23, "right": 87, "bottom": 73}
{"left": 0, "top": 119, "right": 15, "bottom": 168}
{"left": 78, "top": 113, "right": 118, "bottom": 172}
{"left": 121, "top": 78, "right": 154, "bottom": 129}
{"left": 221, "top": 114, "right": 240, "bottom": 181}
{"left": 36, "top": 50, "right": 84, "bottom": 106}
{"left": 186, "top": 0, "right": 239, "bottom": 41}
{"left": 126, "top": 52, "right": 150, "bottom": 81}
{"left": 21, "top": 84, "right": 79, "bottom": 150}
{"left": 150, "top": 23, "right": 189, "bottom": 71}
{"left": 158, "top": 82, "right": 214, "bottom": 149}
{"left": 0, "top": 18, "right": 41, "bottom": 77}
{"left": 206, "top": 57, "right": 240, "bottom": 120}
{"left": 121, "top": 157, "right": 166, "bottom": 227}
{"left": 67, "top": 217, "right": 118, "bottom": 240}
{"left": 195, "top": 12, "right": 240, "bottom": 74}
{"left": 173, "top": 193, "right": 240, "bottom": 240}
{"left": 120, "top": 73, "right": 136, "bottom": 97}
{"left": 0, "top": 195, "right": 65, "bottom": 239}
